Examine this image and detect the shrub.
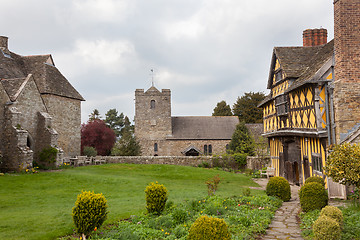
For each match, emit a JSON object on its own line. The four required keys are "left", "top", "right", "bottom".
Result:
{"left": 233, "top": 153, "right": 248, "bottom": 169}
{"left": 188, "top": 215, "right": 231, "bottom": 240}
{"left": 320, "top": 206, "right": 343, "bottom": 227}
{"left": 265, "top": 176, "right": 291, "bottom": 201}
{"left": 72, "top": 191, "right": 108, "bottom": 239}
{"left": 205, "top": 175, "right": 221, "bottom": 196}
{"left": 305, "top": 176, "right": 325, "bottom": 187}
{"left": 299, "top": 182, "right": 328, "bottom": 212}
{"left": 172, "top": 208, "right": 188, "bottom": 225}
{"left": 145, "top": 182, "right": 168, "bottom": 215}
{"left": 35, "top": 146, "right": 58, "bottom": 169}
{"left": 83, "top": 146, "right": 97, "bottom": 157}
{"left": 313, "top": 215, "right": 341, "bottom": 240}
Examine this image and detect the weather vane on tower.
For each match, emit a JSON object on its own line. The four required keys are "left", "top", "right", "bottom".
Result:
{"left": 150, "top": 69, "right": 156, "bottom": 87}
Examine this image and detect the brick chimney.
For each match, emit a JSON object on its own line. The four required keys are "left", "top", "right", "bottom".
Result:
{"left": 0, "top": 36, "right": 8, "bottom": 51}
{"left": 303, "top": 29, "right": 327, "bottom": 47}
{"left": 333, "top": 0, "right": 360, "bottom": 143}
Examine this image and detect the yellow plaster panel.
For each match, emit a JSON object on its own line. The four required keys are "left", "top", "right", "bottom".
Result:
{"left": 326, "top": 72, "right": 332, "bottom": 80}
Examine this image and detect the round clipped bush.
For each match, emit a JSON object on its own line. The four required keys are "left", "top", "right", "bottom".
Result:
{"left": 83, "top": 146, "right": 97, "bottom": 157}
{"left": 188, "top": 215, "right": 231, "bottom": 240}
{"left": 299, "top": 182, "right": 328, "bottom": 212}
{"left": 305, "top": 176, "right": 325, "bottom": 187}
{"left": 145, "top": 181, "right": 168, "bottom": 215}
{"left": 72, "top": 191, "right": 108, "bottom": 239}
{"left": 265, "top": 176, "right": 291, "bottom": 201}
{"left": 320, "top": 205, "right": 343, "bottom": 227}
{"left": 313, "top": 215, "right": 341, "bottom": 240}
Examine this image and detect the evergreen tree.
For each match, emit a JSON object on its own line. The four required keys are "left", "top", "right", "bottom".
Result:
{"left": 212, "top": 100, "right": 232, "bottom": 116}
{"left": 105, "top": 109, "right": 124, "bottom": 138}
{"left": 233, "top": 92, "right": 265, "bottom": 123}
{"left": 89, "top": 109, "right": 101, "bottom": 121}
{"left": 229, "top": 122, "right": 255, "bottom": 155}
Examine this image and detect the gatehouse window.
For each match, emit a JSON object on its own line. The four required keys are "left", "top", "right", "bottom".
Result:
{"left": 154, "top": 143, "right": 158, "bottom": 152}
{"left": 208, "top": 145, "right": 212, "bottom": 155}
{"left": 150, "top": 100, "right": 156, "bottom": 109}
{"left": 204, "top": 145, "right": 208, "bottom": 155}
{"left": 312, "top": 153, "right": 322, "bottom": 172}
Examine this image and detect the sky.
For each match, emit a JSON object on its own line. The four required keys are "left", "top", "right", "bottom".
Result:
{"left": 1, "top": 0, "right": 334, "bottom": 123}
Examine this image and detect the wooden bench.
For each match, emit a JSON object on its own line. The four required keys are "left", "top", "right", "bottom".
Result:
{"left": 260, "top": 167, "right": 275, "bottom": 178}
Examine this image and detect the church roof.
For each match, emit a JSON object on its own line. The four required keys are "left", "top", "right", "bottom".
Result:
{"left": 169, "top": 116, "right": 239, "bottom": 140}
{"left": 0, "top": 48, "right": 84, "bottom": 101}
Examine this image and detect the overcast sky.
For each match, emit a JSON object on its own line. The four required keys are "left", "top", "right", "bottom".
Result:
{"left": 1, "top": 0, "right": 334, "bottom": 122}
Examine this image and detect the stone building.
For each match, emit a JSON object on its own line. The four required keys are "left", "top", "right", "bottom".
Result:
{"left": 258, "top": 0, "right": 360, "bottom": 198}
{"left": 135, "top": 86, "right": 239, "bottom": 156}
{"left": 0, "top": 36, "right": 84, "bottom": 171}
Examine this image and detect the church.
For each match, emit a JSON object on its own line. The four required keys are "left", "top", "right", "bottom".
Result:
{"left": 0, "top": 36, "right": 84, "bottom": 171}
{"left": 134, "top": 86, "right": 239, "bottom": 156}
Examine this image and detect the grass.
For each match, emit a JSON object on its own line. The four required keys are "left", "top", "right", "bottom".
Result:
{"left": 0, "top": 163, "right": 261, "bottom": 240}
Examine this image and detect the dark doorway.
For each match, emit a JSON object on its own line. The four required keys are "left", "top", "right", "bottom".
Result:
{"left": 293, "top": 161, "right": 300, "bottom": 185}
{"left": 303, "top": 156, "right": 310, "bottom": 179}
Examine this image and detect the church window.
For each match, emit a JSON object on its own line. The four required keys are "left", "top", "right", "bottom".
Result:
{"left": 154, "top": 143, "right": 158, "bottom": 152}
{"left": 204, "top": 145, "right": 208, "bottom": 155}
{"left": 208, "top": 145, "right": 212, "bottom": 155}
{"left": 150, "top": 100, "right": 156, "bottom": 109}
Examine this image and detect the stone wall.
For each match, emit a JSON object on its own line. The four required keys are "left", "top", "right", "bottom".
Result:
{"left": 333, "top": 0, "right": 360, "bottom": 143}
{"left": 42, "top": 94, "right": 81, "bottom": 157}
{"left": 104, "top": 155, "right": 212, "bottom": 167}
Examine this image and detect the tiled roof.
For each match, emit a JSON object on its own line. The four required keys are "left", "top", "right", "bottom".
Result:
{"left": 270, "top": 40, "right": 334, "bottom": 90}
{"left": 169, "top": 116, "right": 239, "bottom": 140}
{"left": 0, "top": 50, "right": 84, "bottom": 101}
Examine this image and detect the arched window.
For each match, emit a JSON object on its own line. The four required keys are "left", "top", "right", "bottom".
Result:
{"left": 208, "top": 145, "right": 212, "bottom": 155}
{"left": 150, "top": 100, "right": 155, "bottom": 109}
{"left": 154, "top": 143, "right": 158, "bottom": 152}
{"left": 204, "top": 145, "right": 208, "bottom": 155}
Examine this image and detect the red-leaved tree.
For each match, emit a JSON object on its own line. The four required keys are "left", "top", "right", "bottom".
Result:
{"left": 81, "top": 119, "right": 116, "bottom": 156}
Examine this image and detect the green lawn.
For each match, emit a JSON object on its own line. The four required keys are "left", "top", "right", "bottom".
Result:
{"left": 0, "top": 164, "right": 261, "bottom": 240}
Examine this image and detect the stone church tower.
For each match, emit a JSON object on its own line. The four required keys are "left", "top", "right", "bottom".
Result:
{"left": 134, "top": 87, "right": 172, "bottom": 155}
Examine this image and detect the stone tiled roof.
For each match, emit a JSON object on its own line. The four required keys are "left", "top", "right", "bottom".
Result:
{"left": 269, "top": 40, "right": 334, "bottom": 90}
{"left": 0, "top": 49, "right": 84, "bottom": 101}
{"left": 1, "top": 76, "right": 29, "bottom": 101}
{"left": 169, "top": 116, "right": 239, "bottom": 140}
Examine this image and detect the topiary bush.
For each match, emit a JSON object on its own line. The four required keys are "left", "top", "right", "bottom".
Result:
{"left": 305, "top": 176, "right": 325, "bottom": 187}
{"left": 313, "top": 215, "right": 341, "bottom": 240}
{"left": 145, "top": 181, "right": 168, "bottom": 215}
{"left": 188, "top": 215, "right": 231, "bottom": 240}
{"left": 72, "top": 191, "right": 108, "bottom": 239}
{"left": 299, "top": 182, "right": 328, "bottom": 212}
{"left": 83, "top": 146, "right": 97, "bottom": 157}
{"left": 320, "top": 205, "right": 343, "bottom": 228}
{"left": 265, "top": 176, "right": 291, "bottom": 201}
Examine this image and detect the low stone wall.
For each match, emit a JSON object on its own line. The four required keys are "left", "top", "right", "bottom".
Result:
{"left": 103, "top": 156, "right": 212, "bottom": 167}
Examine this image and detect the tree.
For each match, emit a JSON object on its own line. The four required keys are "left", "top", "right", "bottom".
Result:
{"left": 111, "top": 130, "right": 141, "bottom": 156}
{"left": 105, "top": 109, "right": 124, "bottom": 138}
{"left": 233, "top": 92, "right": 266, "bottom": 123}
{"left": 325, "top": 143, "right": 360, "bottom": 188}
{"left": 212, "top": 101, "right": 232, "bottom": 116}
{"left": 81, "top": 119, "right": 116, "bottom": 156}
{"left": 229, "top": 122, "right": 255, "bottom": 156}
{"left": 89, "top": 109, "right": 101, "bottom": 121}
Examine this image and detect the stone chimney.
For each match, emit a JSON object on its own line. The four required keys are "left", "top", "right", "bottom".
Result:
{"left": 303, "top": 29, "right": 327, "bottom": 47}
{"left": 333, "top": 0, "right": 360, "bottom": 143}
{"left": 0, "top": 36, "right": 8, "bottom": 51}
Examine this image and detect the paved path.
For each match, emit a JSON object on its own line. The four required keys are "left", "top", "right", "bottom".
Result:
{"left": 251, "top": 178, "right": 303, "bottom": 240}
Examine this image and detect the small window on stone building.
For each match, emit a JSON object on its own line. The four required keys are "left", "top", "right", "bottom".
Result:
{"left": 150, "top": 100, "right": 156, "bottom": 109}
{"left": 226, "top": 144, "right": 229, "bottom": 150}
{"left": 204, "top": 145, "right": 208, "bottom": 155}
{"left": 208, "top": 145, "right": 212, "bottom": 155}
{"left": 154, "top": 143, "right": 158, "bottom": 152}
